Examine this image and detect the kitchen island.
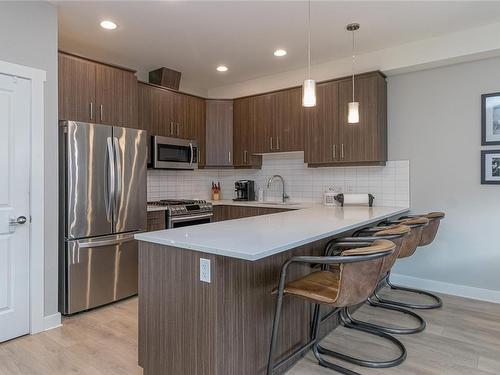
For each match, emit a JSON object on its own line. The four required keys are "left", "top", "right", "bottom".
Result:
{"left": 135, "top": 205, "right": 408, "bottom": 375}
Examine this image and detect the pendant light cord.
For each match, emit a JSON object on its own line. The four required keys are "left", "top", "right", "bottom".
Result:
{"left": 351, "top": 29, "right": 355, "bottom": 102}
{"left": 307, "top": 0, "right": 311, "bottom": 78}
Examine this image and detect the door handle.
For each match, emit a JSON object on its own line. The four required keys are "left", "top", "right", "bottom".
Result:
{"left": 9, "top": 216, "right": 27, "bottom": 225}
{"left": 113, "top": 137, "right": 122, "bottom": 219}
{"left": 333, "top": 144, "right": 336, "bottom": 159}
{"left": 170, "top": 122, "right": 174, "bottom": 135}
{"left": 270, "top": 137, "right": 273, "bottom": 151}
{"left": 243, "top": 150, "right": 248, "bottom": 164}
{"left": 106, "top": 137, "right": 115, "bottom": 222}
{"left": 276, "top": 136, "right": 280, "bottom": 150}
{"left": 90, "top": 102, "right": 94, "bottom": 121}
{"left": 189, "top": 143, "right": 194, "bottom": 165}
{"left": 228, "top": 151, "right": 231, "bottom": 164}
{"left": 177, "top": 123, "right": 180, "bottom": 136}
{"left": 341, "top": 144, "right": 345, "bottom": 159}
{"left": 100, "top": 104, "right": 103, "bottom": 123}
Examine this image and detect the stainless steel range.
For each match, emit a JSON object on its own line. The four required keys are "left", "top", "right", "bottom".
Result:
{"left": 148, "top": 200, "right": 213, "bottom": 228}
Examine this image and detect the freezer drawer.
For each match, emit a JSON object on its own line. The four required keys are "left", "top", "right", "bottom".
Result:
{"left": 62, "top": 233, "right": 138, "bottom": 315}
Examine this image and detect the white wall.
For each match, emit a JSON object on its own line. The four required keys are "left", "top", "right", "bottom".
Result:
{"left": 0, "top": 2, "right": 58, "bottom": 316}
{"left": 148, "top": 153, "right": 410, "bottom": 208}
{"left": 388, "top": 56, "right": 500, "bottom": 297}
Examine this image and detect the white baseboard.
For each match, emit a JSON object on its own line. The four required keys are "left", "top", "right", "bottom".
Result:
{"left": 390, "top": 273, "right": 500, "bottom": 304}
{"left": 42, "top": 312, "right": 62, "bottom": 332}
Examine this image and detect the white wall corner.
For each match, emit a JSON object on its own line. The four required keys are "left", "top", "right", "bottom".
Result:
{"left": 391, "top": 273, "right": 500, "bottom": 305}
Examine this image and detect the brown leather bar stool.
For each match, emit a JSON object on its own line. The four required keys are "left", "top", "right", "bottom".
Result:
{"left": 336, "top": 224, "right": 427, "bottom": 335}
{"left": 377, "top": 214, "right": 444, "bottom": 310}
{"left": 267, "top": 239, "right": 406, "bottom": 375}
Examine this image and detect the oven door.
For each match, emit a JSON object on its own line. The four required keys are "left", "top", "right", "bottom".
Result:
{"left": 168, "top": 213, "right": 213, "bottom": 229}
{"left": 152, "top": 136, "right": 198, "bottom": 170}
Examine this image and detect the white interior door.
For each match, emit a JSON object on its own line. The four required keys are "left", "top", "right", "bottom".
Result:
{"left": 0, "top": 73, "right": 31, "bottom": 342}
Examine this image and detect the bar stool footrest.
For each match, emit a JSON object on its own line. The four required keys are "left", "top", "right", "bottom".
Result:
{"left": 344, "top": 298, "right": 426, "bottom": 335}
{"left": 376, "top": 279, "right": 443, "bottom": 310}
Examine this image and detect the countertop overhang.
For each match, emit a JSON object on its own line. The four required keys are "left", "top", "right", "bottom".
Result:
{"left": 136, "top": 205, "right": 409, "bottom": 261}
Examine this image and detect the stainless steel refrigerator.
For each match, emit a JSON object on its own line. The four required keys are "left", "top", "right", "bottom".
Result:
{"left": 59, "top": 121, "right": 147, "bottom": 315}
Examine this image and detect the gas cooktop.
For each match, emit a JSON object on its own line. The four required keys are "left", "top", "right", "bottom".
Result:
{"left": 148, "top": 199, "right": 212, "bottom": 217}
{"left": 147, "top": 199, "right": 208, "bottom": 207}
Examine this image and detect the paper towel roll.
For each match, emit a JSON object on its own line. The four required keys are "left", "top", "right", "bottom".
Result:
{"left": 334, "top": 193, "right": 375, "bottom": 207}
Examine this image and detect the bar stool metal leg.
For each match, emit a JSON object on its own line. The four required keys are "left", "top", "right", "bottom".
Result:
{"left": 375, "top": 273, "right": 443, "bottom": 310}
{"left": 344, "top": 299, "right": 426, "bottom": 335}
{"left": 313, "top": 307, "right": 407, "bottom": 369}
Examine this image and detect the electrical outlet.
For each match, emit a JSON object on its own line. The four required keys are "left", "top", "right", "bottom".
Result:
{"left": 200, "top": 258, "right": 211, "bottom": 283}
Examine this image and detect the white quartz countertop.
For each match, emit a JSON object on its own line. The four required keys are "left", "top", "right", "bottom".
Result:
{"left": 136, "top": 205, "right": 409, "bottom": 261}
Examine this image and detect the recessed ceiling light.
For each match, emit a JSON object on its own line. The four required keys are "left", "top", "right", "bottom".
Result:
{"left": 274, "top": 49, "right": 287, "bottom": 57}
{"left": 216, "top": 65, "right": 228, "bottom": 72}
{"left": 100, "top": 20, "right": 117, "bottom": 30}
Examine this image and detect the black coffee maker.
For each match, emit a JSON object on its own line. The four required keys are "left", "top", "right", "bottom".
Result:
{"left": 234, "top": 180, "right": 255, "bottom": 201}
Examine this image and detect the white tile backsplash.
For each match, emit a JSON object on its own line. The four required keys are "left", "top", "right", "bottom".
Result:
{"left": 147, "top": 152, "right": 410, "bottom": 207}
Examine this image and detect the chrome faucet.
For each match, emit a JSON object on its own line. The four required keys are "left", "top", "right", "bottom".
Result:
{"left": 267, "top": 175, "right": 289, "bottom": 203}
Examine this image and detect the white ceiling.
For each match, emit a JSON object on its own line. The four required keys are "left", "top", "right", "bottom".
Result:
{"left": 57, "top": 1, "right": 500, "bottom": 91}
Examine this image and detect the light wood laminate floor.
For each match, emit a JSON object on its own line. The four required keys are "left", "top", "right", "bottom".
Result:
{"left": 1, "top": 289, "right": 499, "bottom": 375}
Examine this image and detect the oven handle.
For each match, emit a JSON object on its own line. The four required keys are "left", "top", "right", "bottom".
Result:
{"left": 189, "top": 142, "right": 194, "bottom": 165}
{"left": 169, "top": 213, "right": 213, "bottom": 224}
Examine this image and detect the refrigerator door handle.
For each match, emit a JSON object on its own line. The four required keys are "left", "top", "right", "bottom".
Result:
{"left": 75, "top": 233, "right": 137, "bottom": 249}
{"left": 106, "top": 137, "right": 115, "bottom": 222}
{"left": 113, "top": 137, "right": 122, "bottom": 220}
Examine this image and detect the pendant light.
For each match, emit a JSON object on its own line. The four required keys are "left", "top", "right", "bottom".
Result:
{"left": 302, "top": 0, "right": 316, "bottom": 107}
{"left": 346, "top": 23, "right": 360, "bottom": 124}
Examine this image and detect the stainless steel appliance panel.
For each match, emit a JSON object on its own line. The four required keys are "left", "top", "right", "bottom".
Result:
{"left": 168, "top": 212, "right": 213, "bottom": 228}
{"left": 151, "top": 135, "right": 198, "bottom": 170}
{"left": 64, "top": 233, "right": 138, "bottom": 314}
{"left": 64, "top": 121, "right": 113, "bottom": 239}
{"left": 113, "top": 127, "right": 147, "bottom": 233}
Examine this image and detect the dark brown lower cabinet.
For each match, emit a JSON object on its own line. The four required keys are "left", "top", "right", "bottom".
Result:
{"left": 212, "top": 205, "right": 290, "bottom": 222}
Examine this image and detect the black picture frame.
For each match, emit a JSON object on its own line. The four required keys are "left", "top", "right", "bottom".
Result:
{"left": 481, "top": 150, "right": 500, "bottom": 185}
{"left": 481, "top": 92, "right": 500, "bottom": 145}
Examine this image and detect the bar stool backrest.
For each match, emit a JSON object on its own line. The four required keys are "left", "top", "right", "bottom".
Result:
{"left": 373, "top": 225, "right": 411, "bottom": 275}
{"left": 419, "top": 212, "right": 445, "bottom": 246}
{"left": 397, "top": 217, "right": 429, "bottom": 259}
{"left": 335, "top": 239, "right": 396, "bottom": 307}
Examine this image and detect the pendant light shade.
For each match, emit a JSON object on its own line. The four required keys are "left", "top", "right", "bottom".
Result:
{"left": 348, "top": 101, "right": 359, "bottom": 123}
{"left": 302, "top": 0, "right": 316, "bottom": 107}
{"left": 302, "top": 79, "right": 316, "bottom": 107}
{"left": 347, "top": 23, "right": 360, "bottom": 124}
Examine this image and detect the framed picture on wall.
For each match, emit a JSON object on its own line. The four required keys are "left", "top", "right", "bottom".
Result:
{"left": 481, "top": 150, "right": 500, "bottom": 184}
{"left": 482, "top": 92, "right": 500, "bottom": 145}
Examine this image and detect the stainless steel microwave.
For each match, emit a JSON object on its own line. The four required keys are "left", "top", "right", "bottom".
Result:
{"left": 149, "top": 135, "right": 199, "bottom": 170}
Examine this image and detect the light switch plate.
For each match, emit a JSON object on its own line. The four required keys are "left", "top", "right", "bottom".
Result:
{"left": 200, "top": 258, "right": 211, "bottom": 283}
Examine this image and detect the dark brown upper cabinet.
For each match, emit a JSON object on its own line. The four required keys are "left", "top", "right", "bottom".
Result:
{"left": 305, "top": 71, "right": 387, "bottom": 166}
{"left": 233, "top": 97, "right": 262, "bottom": 168}
{"left": 305, "top": 80, "right": 340, "bottom": 164}
{"left": 58, "top": 52, "right": 138, "bottom": 128}
{"left": 205, "top": 100, "right": 233, "bottom": 167}
{"left": 137, "top": 82, "right": 206, "bottom": 167}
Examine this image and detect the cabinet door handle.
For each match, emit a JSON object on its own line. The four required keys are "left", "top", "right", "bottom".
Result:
{"left": 100, "top": 104, "right": 103, "bottom": 123}
{"left": 341, "top": 144, "right": 345, "bottom": 159}
{"left": 90, "top": 102, "right": 94, "bottom": 121}
{"left": 177, "top": 123, "right": 180, "bottom": 136}
{"left": 244, "top": 150, "right": 248, "bottom": 164}
{"left": 170, "top": 122, "right": 174, "bottom": 135}
{"left": 270, "top": 137, "right": 273, "bottom": 151}
{"left": 228, "top": 151, "right": 231, "bottom": 164}
{"left": 276, "top": 136, "right": 280, "bottom": 150}
{"left": 333, "top": 144, "right": 336, "bottom": 159}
